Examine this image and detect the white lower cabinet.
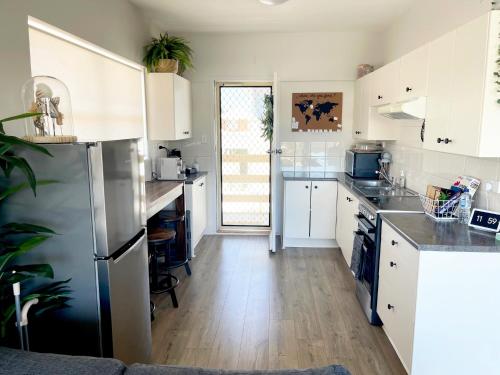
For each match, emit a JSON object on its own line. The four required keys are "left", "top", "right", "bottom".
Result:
{"left": 378, "top": 220, "right": 500, "bottom": 374}
{"left": 378, "top": 223, "right": 419, "bottom": 372}
{"left": 335, "top": 183, "right": 360, "bottom": 267}
{"left": 283, "top": 180, "right": 337, "bottom": 247}
{"left": 185, "top": 176, "right": 207, "bottom": 253}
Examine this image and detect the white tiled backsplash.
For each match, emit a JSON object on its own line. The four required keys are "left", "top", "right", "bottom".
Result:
{"left": 387, "top": 124, "right": 500, "bottom": 212}
{"left": 280, "top": 141, "right": 344, "bottom": 173}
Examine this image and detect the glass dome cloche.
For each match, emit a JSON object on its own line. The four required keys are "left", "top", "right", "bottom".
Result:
{"left": 21, "top": 76, "right": 76, "bottom": 143}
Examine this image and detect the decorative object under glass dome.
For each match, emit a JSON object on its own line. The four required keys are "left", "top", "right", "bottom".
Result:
{"left": 21, "top": 76, "right": 76, "bottom": 143}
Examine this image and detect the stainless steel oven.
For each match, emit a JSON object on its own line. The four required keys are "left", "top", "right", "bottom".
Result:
{"left": 354, "top": 203, "right": 382, "bottom": 325}
{"left": 345, "top": 150, "right": 381, "bottom": 179}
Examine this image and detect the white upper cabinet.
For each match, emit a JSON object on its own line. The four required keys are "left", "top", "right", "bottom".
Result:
{"left": 353, "top": 74, "right": 398, "bottom": 141}
{"left": 354, "top": 10, "right": 500, "bottom": 156}
{"left": 370, "top": 60, "right": 401, "bottom": 106}
{"left": 398, "top": 44, "right": 429, "bottom": 101}
{"left": 423, "top": 31, "right": 455, "bottom": 152}
{"left": 146, "top": 73, "right": 192, "bottom": 141}
{"left": 424, "top": 11, "right": 500, "bottom": 157}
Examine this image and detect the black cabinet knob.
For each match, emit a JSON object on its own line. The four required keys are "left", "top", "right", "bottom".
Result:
{"left": 377, "top": 95, "right": 383, "bottom": 99}
{"left": 183, "top": 131, "right": 190, "bottom": 135}
{"left": 444, "top": 138, "right": 452, "bottom": 144}
{"left": 305, "top": 185, "right": 309, "bottom": 189}
{"left": 387, "top": 304, "right": 394, "bottom": 310}
{"left": 355, "top": 131, "right": 362, "bottom": 135}
{"left": 391, "top": 240, "right": 398, "bottom": 246}
{"left": 390, "top": 261, "right": 397, "bottom": 267}
{"left": 347, "top": 197, "right": 353, "bottom": 202}
{"left": 314, "top": 185, "right": 318, "bottom": 189}
{"left": 406, "top": 87, "right": 412, "bottom": 92}
{"left": 437, "top": 137, "right": 443, "bottom": 143}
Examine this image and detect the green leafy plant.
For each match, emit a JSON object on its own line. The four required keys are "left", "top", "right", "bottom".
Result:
{"left": 0, "top": 113, "right": 71, "bottom": 343}
{"left": 260, "top": 94, "right": 274, "bottom": 142}
{"left": 143, "top": 33, "right": 194, "bottom": 73}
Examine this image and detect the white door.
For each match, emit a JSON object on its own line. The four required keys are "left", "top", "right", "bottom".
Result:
{"left": 269, "top": 73, "right": 280, "bottom": 252}
{"left": 283, "top": 181, "right": 311, "bottom": 239}
{"left": 310, "top": 181, "right": 337, "bottom": 239}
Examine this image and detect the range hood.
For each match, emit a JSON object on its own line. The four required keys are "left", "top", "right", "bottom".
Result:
{"left": 377, "top": 97, "right": 426, "bottom": 120}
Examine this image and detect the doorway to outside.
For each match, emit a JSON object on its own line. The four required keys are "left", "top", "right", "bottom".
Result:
{"left": 216, "top": 83, "right": 272, "bottom": 229}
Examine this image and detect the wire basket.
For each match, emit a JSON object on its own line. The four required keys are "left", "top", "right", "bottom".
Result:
{"left": 418, "top": 194, "right": 459, "bottom": 221}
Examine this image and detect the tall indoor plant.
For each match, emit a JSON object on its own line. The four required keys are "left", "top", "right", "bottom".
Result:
{"left": 143, "top": 33, "right": 193, "bottom": 74}
{"left": 0, "top": 113, "right": 71, "bottom": 345}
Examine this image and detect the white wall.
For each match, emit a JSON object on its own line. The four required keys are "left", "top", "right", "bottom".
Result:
{"left": 382, "top": 0, "right": 492, "bottom": 62}
{"left": 0, "top": 0, "right": 149, "bottom": 134}
{"left": 166, "top": 31, "right": 384, "bottom": 234}
{"left": 381, "top": 1, "right": 500, "bottom": 212}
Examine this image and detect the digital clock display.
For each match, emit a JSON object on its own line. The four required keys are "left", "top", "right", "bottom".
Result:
{"left": 468, "top": 209, "right": 500, "bottom": 232}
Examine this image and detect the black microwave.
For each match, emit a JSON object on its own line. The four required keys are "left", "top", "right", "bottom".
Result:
{"left": 345, "top": 150, "right": 381, "bottom": 179}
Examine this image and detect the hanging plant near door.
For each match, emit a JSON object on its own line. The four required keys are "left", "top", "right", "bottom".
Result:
{"left": 260, "top": 94, "right": 273, "bottom": 142}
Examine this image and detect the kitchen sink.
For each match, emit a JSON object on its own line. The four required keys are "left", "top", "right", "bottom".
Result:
{"left": 353, "top": 180, "right": 392, "bottom": 188}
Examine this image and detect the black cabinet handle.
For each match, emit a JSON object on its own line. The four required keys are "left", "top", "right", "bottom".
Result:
{"left": 406, "top": 87, "right": 412, "bottom": 92}
{"left": 355, "top": 131, "right": 362, "bottom": 135}
{"left": 199, "top": 182, "right": 204, "bottom": 187}
{"left": 437, "top": 137, "right": 443, "bottom": 143}
{"left": 390, "top": 261, "right": 397, "bottom": 267}
{"left": 391, "top": 240, "right": 398, "bottom": 246}
{"left": 347, "top": 197, "right": 353, "bottom": 202}
{"left": 387, "top": 304, "right": 394, "bottom": 310}
{"left": 183, "top": 131, "right": 190, "bottom": 135}
{"left": 444, "top": 138, "right": 452, "bottom": 144}
{"left": 377, "top": 95, "right": 383, "bottom": 99}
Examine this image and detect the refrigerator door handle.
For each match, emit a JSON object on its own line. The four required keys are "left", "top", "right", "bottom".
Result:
{"left": 111, "top": 228, "right": 146, "bottom": 264}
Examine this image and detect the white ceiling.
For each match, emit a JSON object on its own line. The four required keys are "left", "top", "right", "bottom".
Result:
{"left": 131, "top": 0, "right": 414, "bottom": 33}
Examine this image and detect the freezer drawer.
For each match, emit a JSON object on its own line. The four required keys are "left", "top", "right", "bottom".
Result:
{"left": 97, "top": 229, "right": 152, "bottom": 364}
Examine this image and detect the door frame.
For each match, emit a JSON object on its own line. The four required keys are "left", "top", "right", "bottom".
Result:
{"left": 214, "top": 81, "right": 273, "bottom": 233}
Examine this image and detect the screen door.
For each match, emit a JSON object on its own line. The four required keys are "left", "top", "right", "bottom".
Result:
{"left": 218, "top": 84, "right": 272, "bottom": 227}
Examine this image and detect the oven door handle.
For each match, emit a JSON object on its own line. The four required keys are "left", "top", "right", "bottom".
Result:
{"left": 354, "top": 214, "right": 376, "bottom": 234}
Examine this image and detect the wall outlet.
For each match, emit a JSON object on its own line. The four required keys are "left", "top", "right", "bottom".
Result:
{"left": 485, "top": 181, "right": 500, "bottom": 194}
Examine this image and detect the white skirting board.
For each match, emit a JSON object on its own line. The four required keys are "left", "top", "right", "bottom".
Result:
{"left": 282, "top": 237, "right": 338, "bottom": 249}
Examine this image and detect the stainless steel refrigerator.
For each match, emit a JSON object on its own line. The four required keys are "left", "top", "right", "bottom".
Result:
{"left": 1, "top": 139, "right": 152, "bottom": 364}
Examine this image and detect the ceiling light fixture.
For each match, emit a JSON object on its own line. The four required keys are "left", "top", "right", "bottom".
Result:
{"left": 259, "top": 0, "right": 289, "bottom": 5}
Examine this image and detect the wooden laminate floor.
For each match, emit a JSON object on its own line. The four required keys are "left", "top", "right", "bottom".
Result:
{"left": 151, "top": 235, "right": 405, "bottom": 375}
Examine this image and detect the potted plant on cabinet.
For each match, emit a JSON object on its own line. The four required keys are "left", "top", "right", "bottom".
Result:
{"left": 143, "top": 33, "right": 193, "bottom": 74}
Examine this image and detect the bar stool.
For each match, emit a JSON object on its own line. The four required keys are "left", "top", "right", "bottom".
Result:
{"left": 158, "top": 210, "right": 191, "bottom": 276}
{"left": 148, "top": 228, "right": 179, "bottom": 308}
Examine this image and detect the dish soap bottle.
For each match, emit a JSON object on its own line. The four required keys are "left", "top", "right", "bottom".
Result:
{"left": 458, "top": 188, "right": 471, "bottom": 224}
{"left": 398, "top": 170, "right": 406, "bottom": 189}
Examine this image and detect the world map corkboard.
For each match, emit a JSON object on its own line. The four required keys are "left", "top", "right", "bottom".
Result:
{"left": 291, "top": 92, "right": 343, "bottom": 132}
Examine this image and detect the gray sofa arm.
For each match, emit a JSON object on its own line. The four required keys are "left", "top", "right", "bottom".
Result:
{"left": 126, "top": 364, "right": 351, "bottom": 375}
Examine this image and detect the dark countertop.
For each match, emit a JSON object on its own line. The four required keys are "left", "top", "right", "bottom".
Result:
{"left": 381, "top": 213, "right": 500, "bottom": 252}
{"left": 156, "top": 171, "right": 208, "bottom": 185}
{"left": 282, "top": 171, "right": 343, "bottom": 181}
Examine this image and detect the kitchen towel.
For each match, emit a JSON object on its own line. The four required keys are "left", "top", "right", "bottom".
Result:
{"left": 350, "top": 233, "right": 365, "bottom": 279}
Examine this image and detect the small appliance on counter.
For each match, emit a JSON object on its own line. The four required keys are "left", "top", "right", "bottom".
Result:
{"left": 345, "top": 149, "right": 382, "bottom": 179}
{"left": 157, "top": 157, "right": 184, "bottom": 180}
